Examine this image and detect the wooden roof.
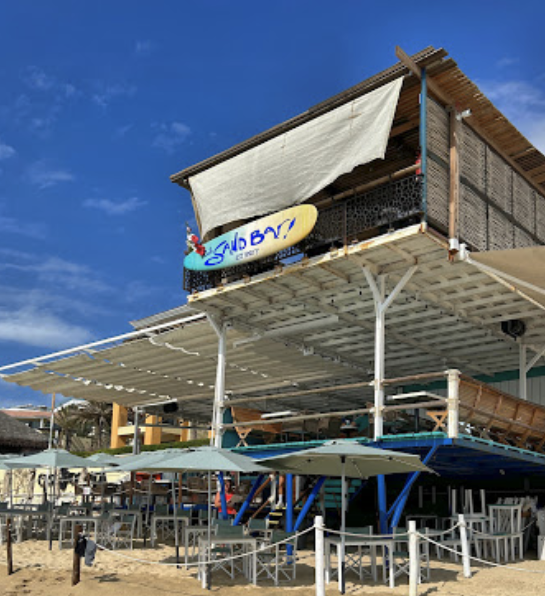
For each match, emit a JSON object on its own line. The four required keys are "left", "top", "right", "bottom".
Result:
{"left": 170, "top": 45, "right": 545, "bottom": 197}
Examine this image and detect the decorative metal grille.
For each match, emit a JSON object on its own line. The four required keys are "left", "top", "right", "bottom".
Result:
{"left": 183, "top": 174, "right": 423, "bottom": 293}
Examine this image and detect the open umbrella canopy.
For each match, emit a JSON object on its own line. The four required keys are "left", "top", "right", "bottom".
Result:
{"left": 112, "top": 448, "right": 189, "bottom": 472}
{"left": 260, "top": 440, "right": 433, "bottom": 478}
{"left": 157, "top": 446, "right": 271, "bottom": 474}
{"left": 0, "top": 455, "right": 28, "bottom": 470}
{"left": 86, "top": 453, "right": 121, "bottom": 467}
{"left": 5, "top": 448, "right": 91, "bottom": 469}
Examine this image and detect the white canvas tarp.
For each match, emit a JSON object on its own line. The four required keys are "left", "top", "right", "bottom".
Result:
{"left": 189, "top": 78, "right": 404, "bottom": 237}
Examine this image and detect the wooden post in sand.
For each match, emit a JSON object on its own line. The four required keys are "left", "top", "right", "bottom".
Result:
{"left": 72, "top": 524, "right": 82, "bottom": 586}
{"left": 6, "top": 517, "right": 13, "bottom": 575}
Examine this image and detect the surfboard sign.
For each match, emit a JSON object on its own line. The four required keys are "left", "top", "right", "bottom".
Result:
{"left": 184, "top": 205, "right": 318, "bottom": 271}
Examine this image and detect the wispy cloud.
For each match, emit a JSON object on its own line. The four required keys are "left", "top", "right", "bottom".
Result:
{"left": 496, "top": 57, "right": 519, "bottom": 69}
{"left": 83, "top": 196, "right": 147, "bottom": 215}
{"left": 0, "top": 140, "right": 16, "bottom": 160}
{"left": 0, "top": 250, "right": 111, "bottom": 295}
{"left": 135, "top": 40, "right": 153, "bottom": 56}
{"left": 152, "top": 121, "right": 192, "bottom": 153}
{"left": 479, "top": 79, "right": 545, "bottom": 153}
{"left": 0, "top": 307, "right": 94, "bottom": 349}
{"left": 22, "top": 66, "right": 55, "bottom": 91}
{"left": 92, "top": 83, "right": 137, "bottom": 108}
{"left": 0, "top": 215, "right": 47, "bottom": 239}
{"left": 113, "top": 123, "right": 133, "bottom": 139}
{"left": 27, "top": 160, "right": 74, "bottom": 189}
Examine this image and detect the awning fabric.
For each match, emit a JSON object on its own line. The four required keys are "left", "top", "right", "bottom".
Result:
{"left": 189, "top": 78, "right": 403, "bottom": 237}
{"left": 470, "top": 246, "right": 545, "bottom": 310}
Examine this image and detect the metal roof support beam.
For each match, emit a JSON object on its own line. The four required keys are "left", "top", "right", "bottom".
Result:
{"left": 207, "top": 315, "right": 229, "bottom": 448}
{"left": 520, "top": 344, "right": 528, "bottom": 401}
{"left": 363, "top": 265, "right": 417, "bottom": 439}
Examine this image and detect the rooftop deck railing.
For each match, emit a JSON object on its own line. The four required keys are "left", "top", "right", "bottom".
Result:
{"left": 183, "top": 173, "right": 423, "bottom": 294}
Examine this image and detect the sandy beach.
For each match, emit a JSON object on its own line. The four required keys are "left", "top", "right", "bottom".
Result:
{"left": 2, "top": 541, "right": 545, "bottom": 596}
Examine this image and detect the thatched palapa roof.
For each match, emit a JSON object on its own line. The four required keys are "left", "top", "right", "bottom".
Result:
{"left": 0, "top": 410, "right": 48, "bottom": 452}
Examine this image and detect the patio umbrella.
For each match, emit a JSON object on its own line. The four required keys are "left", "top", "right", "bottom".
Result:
{"left": 6, "top": 449, "right": 91, "bottom": 549}
{"left": 86, "top": 453, "right": 121, "bottom": 466}
{"left": 131, "top": 446, "right": 271, "bottom": 584}
{"left": 261, "top": 441, "right": 434, "bottom": 594}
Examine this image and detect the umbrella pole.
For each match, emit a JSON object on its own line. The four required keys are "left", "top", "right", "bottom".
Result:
{"left": 339, "top": 456, "right": 346, "bottom": 595}
{"left": 172, "top": 478, "right": 180, "bottom": 568}
{"left": 205, "top": 470, "right": 212, "bottom": 590}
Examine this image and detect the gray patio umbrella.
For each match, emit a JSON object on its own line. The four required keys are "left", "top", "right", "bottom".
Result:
{"left": 6, "top": 449, "right": 92, "bottom": 549}
{"left": 128, "top": 446, "right": 271, "bottom": 583}
{"left": 86, "top": 453, "right": 121, "bottom": 466}
{"left": 261, "top": 441, "right": 433, "bottom": 594}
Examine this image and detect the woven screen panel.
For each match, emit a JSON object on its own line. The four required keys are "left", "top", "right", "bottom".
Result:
{"left": 460, "top": 183, "right": 487, "bottom": 251}
{"left": 513, "top": 174, "right": 536, "bottom": 233}
{"left": 460, "top": 123, "right": 486, "bottom": 192}
{"left": 486, "top": 148, "right": 512, "bottom": 215}
{"left": 537, "top": 194, "right": 545, "bottom": 243}
{"left": 514, "top": 226, "right": 535, "bottom": 248}
{"left": 427, "top": 99, "right": 449, "bottom": 163}
{"left": 427, "top": 159, "right": 449, "bottom": 229}
{"left": 488, "top": 203, "right": 514, "bottom": 251}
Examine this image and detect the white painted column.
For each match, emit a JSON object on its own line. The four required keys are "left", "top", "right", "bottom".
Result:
{"left": 208, "top": 316, "right": 228, "bottom": 448}
{"left": 520, "top": 344, "right": 528, "bottom": 401}
{"left": 408, "top": 520, "right": 419, "bottom": 596}
{"left": 363, "top": 266, "right": 417, "bottom": 441}
{"left": 315, "top": 516, "right": 326, "bottom": 596}
{"left": 447, "top": 369, "right": 460, "bottom": 438}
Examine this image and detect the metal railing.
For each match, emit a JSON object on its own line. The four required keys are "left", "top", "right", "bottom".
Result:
{"left": 183, "top": 174, "right": 423, "bottom": 293}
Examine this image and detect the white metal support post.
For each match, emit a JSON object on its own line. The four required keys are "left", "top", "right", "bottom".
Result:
{"left": 208, "top": 316, "right": 228, "bottom": 448}
{"left": 447, "top": 369, "right": 460, "bottom": 438}
{"left": 520, "top": 344, "right": 528, "bottom": 401}
{"left": 363, "top": 266, "right": 417, "bottom": 440}
{"left": 315, "top": 515, "right": 325, "bottom": 596}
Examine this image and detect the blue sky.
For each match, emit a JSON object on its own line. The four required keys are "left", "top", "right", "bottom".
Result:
{"left": 0, "top": 1, "right": 544, "bottom": 407}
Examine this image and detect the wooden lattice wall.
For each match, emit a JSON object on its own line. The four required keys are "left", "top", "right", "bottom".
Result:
{"left": 427, "top": 98, "right": 545, "bottom": 250}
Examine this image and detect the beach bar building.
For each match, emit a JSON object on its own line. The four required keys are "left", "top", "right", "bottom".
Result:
{"left": 2, "top": 46, "right": 545, "bottom": 534}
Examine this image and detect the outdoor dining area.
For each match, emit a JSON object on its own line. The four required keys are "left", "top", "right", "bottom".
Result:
{"left": 0, "top": 442, "right": 544, "bottom": 593}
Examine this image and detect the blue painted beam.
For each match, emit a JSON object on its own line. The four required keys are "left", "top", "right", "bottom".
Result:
{"left": 233, "top": 474, "right": 265, "bottom": 526}
{"left": 217, "top": 472, "right": 228, "bottom": 520}
{"left": 377, "top": 475, "right": 388, "bottom": 534}
{"left": 286, "top": 474, "right": 294, "bottom": 532}
{"left": 419, "top": 67, "right": 428, "bottom": 220}
{"left": 293, "top": 476, "right": 326, "bottom": 532}
{"left": 388, "top": 445, "right": 439, "bottom": 530}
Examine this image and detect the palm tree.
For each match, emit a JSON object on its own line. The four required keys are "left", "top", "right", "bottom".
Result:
{"left": 54, "top": 401, "right": 113, "bottom": 451}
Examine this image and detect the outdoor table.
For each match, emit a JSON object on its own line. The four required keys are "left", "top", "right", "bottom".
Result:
{"left": 198, "top": 534, "right": 258, "bottom": 585}
{"left": 183, "top": 524, "right": 209, "bottom": 567}
{"left": 325, "top": 534, "right": 395, "bottom": 587}
{"left": 59, "top": 516, "right": 99, "bottom": 549}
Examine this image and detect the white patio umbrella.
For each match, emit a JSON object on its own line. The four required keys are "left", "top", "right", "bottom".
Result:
{"left": 261, "top": 440, "right": 434, "bottom": 594}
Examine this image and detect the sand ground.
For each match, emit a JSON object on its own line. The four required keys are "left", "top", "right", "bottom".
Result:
{"left": 2, "top": 541, "right": 545, "bottom": 596}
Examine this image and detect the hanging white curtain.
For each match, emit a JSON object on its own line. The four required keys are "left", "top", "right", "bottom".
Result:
{"left": 189, "top": 78, "right": 404, "bottom": 237}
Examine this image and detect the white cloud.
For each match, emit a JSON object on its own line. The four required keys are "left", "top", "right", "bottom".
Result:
{"left": 0, "top": 251, "right": 111, "bottom": 295}
{"left": 0, "top": 307, "right": 93, "bottom": 349}
{"left": 27, "top": 160, "right": 74, "bottom": 189}
{"left": 152, "top": 121, "right": 192, "bottom": 153}
{"left": 0, "top": 215, "right": 46, "bottom": 239}
{"left": 23, "top": 66, "right": 55, "bottom": 91}
{"left": 0, "top": 141, "right": 15, "bottom": 160}
{"left": 479, "top": 79, "right": 545, "bottom": 153}
{"left": 113, "top": 123, "right": 133, "bottom": 139}
{"left": 92, "top": 83, "right": 137, "bottom": 108}
{"left": 496, "top": 57, "right": 519, "bottom": 69}
{"left": 135, "top": 40, "right": 153, "bottom": 56}
{"left": 83, "top": 196, "right": 147, "bottom": 215}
